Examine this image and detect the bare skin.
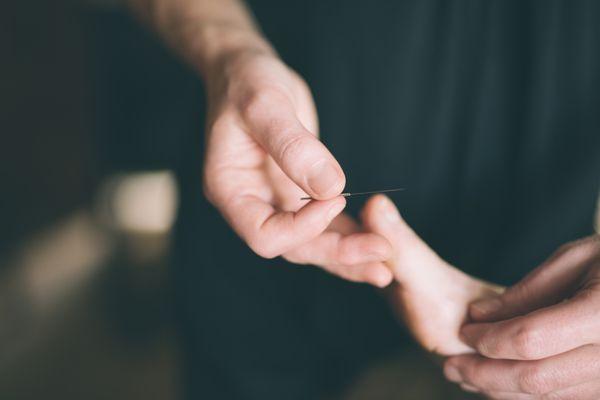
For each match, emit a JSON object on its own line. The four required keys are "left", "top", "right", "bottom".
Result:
{"left": 129, "top": 0, "right": 394, "bottom": 287}
{"left": 361, "top": 195, "right": 504, "bottom": 355}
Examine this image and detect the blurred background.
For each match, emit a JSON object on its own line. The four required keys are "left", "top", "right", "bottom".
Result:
{"left": 2, "top": 1, "right": 600, "bottom": 400}
{"left": 1, "top": 1, "right": 190, "bottom": 398}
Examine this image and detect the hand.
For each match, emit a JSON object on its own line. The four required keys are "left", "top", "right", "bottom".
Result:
{"left": 361, "top": 195, "right": 503, "bottom": 354}
{"left": 202, "top": 47, "right": 393, "bottom": 286}
{"left": 444, "top": 235, "right": 600, "bottom": 399}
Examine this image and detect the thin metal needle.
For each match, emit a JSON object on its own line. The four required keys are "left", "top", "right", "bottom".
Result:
{"left": 301, "top": 187, "right": 404, "bottom": 200}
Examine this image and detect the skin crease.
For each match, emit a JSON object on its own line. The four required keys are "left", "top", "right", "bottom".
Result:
{"left": 444, "top": 235, "right": 600, "bottom": 399}
{"left": 203, "top": 52, "right": 394, "bottom": 286}
{"left": 129, "top": 0, "right": 395, "bottom": 287}
{"left": 361, "top": 195, "right": 504, "bottom": 355}
{"left": 130, "top": 2, "right": 600, "bottom": 398}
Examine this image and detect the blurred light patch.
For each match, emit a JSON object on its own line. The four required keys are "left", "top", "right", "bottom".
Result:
{"left": 99, "top": 171, "right": 178, "bottom": 234}
{"left": 21, "top": 211, "right": 112, "bottom": 313}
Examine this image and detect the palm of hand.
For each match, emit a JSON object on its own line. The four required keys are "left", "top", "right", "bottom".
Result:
{"left": 361, "top": 195, "right": 503, "bottom": 356}
{"left": 202, "top": 53, "right": 394, "bottom": 285}
{"left": 204, "top": 54, "right": 318, "bottom": 212}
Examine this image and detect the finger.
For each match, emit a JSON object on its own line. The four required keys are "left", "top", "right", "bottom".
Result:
{"left": 241, "top": 90, "right": 345, "bottom": 199}
{"left": 360, "top": 195, "right": 420, "bottom": 251}
{"left": 283, "top": 231, "right": 393, "bottom": 287}
{"left": 470, "top": 236, "right": 600, "bottom": 322}
{"left": 328, "top": 212, "right": 361, "bottom": 235}
{"left": 360, "top": 194, "right": 447, "bottom": 271}
{"left": 283, "top": 230, "right": 393, "bottom": 266}
{"left": 445, "top": 355, "right": 525, "bottom": 395}
{"left": 446, "top": 345, "right": 600, "bottom": 395}
{"left": 461, "top": 292, "right": 600, "bottom": 360}
{"left": 321, "top": 261, "right": 393, "bottom": 287}
{"left": 222, "top": 194, "right": 346, "bottom": 258}
{"left": 545, "top": 379, "right": 600, "bottom": 400}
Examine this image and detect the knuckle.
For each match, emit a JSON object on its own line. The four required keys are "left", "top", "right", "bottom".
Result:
{"left": 518, "top": 366, "right": 550, "bottom": 395}
{"left": 512, "top": 325, "right": 544, "bottom": 360}
{"left": 278, "top": 134, "right": 313, "bottom": 166}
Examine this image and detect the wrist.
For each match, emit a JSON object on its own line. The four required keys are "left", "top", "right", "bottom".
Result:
{"left": 190, "top": 23, "right": 276, "bottom": 82}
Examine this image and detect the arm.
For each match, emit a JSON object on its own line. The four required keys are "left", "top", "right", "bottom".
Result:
{"left": 129, "top": 0, "right": 271, "bottom": 79}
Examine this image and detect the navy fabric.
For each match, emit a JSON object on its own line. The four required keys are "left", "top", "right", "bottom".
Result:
{"left": 173, "top": 1, "right": 600, "bottom": 398}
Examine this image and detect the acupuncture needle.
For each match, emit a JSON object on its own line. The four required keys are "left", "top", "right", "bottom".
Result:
{"left": 301, "top": 187, "right": 404, "bottom": 201}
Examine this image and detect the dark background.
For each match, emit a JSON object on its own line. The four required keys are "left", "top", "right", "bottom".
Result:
{"left": 1, "top": 2, "right": 191, "bottom": 398}
{"left": 1, "top": 1, "right": 196, "bottom": 254}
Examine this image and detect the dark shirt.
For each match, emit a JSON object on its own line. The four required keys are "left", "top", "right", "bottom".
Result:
{"left": 173, "top": 1, "right": 600, "bottom": 398}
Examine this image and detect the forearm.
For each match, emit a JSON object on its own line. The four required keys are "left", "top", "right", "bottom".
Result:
{"left": 128, "top": 0, "right": 275, "bottom": 79}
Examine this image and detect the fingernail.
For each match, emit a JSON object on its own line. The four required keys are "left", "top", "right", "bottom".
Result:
{"left": 471, "top": 297, "right": 502, "bottom": 316}
{"left": 380, "top": 196, "right": 400, "bottom": 223}
{"left": 327, "top": 201, "right": 346, "bottom": 221}
{"left": 307, "top": 161, "right": 343, "bottom": 198}
{"left": 444, "top": 365, "right": 462, "bottom": 383}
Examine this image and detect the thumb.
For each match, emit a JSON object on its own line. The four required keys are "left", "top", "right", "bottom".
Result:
{"left": 243, "top": 94, "right": 345, "bottom": 199}
{"left": 469, "top": 238, "right": 597, "bottom": 322}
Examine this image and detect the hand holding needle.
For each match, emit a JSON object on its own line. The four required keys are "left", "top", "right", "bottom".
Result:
{"left": 301, "top": 187, "right": 404, "bottom": 200}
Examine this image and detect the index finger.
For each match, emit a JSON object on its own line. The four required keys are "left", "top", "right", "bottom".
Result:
{"left": 221, "top": 193, "right": 346, "bottom": 259}
{"left": 446, "top": 345, "right": 600, "bottom": 395}
{"left": 461, "top": 292, "right": 600, "bottom": 360}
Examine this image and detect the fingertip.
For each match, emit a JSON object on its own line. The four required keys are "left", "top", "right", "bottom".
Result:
{"left": 306, "top": 160, "right": 346, "bottom": 199}
{"left": 363, "top": 194, "right": 401, "bottom": 226}
{"left": 363, "top": 194, "right": 387, "bottom": 216}
{"left": 366, "top": 264, "right": 394, "bottom": 288}
{"left": 378, "top": 195, "right": 401, "bottom": 222}
{"left": 468, "top": 303, "right": 485, "bottom": 321}
{"left": 326, "top": 196, "right": 347, "bottom": 221}
{"left": 369, "top": 194, "right": 395, "bottom": 210}
{"left": 376, "top": 269, "right": 394, "bottom": 288}
{"left": 443, "top": 361, "right": 462, "bottom": 383}
{"left": 469, "top": 298, "right": 503, "bottom": 321}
